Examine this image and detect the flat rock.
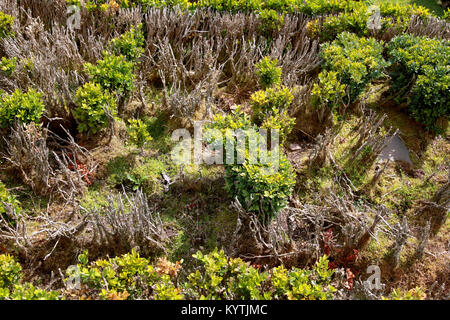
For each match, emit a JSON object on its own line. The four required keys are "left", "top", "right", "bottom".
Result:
{"left": 379, "top": 134, "right": 412, "bottom": 164}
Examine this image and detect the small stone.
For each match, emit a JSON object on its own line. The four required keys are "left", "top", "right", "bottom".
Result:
{"left": 289, "top": 143, "right": 301, "bottom": 151}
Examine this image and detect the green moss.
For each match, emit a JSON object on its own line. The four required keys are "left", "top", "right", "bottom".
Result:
{"left": 80, "top": 185, "right": 112, "bottom": 211}
{"left": 106, "top": 156, "right": 133, "bottom": 187}
{"left": 166, "top": 230, "right": 191, "bottom": 262}
{"left": 128, "top": 158, "right": 167, "bottom": 194}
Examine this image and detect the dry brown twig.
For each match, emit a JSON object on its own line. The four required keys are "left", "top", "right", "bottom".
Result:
{"left": 84, "top": 189, "right": 168, "bottom": 256}
{"left": 2, "top": 124, "right": 96, "bottom": 205}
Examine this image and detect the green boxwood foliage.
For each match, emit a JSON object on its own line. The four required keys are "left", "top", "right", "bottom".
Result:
{"left": 204, "top": 106, "right": 255, "bottom": 153}
{"left": 0, "top": 11, "right": 14, "bottom": 39}
{"left": 0, "top": 254, "right": 21, "bottom": 290}
{"left": 84, "top": 51, "right": 135, "bottom": 96}
{"left": 110, "top": 24, "right": 145, "bottom": 63}
{"left": 309, "top": 2, "right": 432, "bottom": 42}
{"left": 66, "top": 249, "right": 183, "bottom": 300}
{"left": 308, "top": 3, "right": 369, "bottom": 42}
{"left": 249, "top": 85, "right": 295, "bottom": 144}
{"left": 260, "top": 111, "right": 295, "bottom": 146}
{"left": 250, "top": 86, "right": 293, "bottom": 123}
{"left": 67, "top": 0, "right": 362, "bottom": 15}
{"left": 311, "top": 70, "right": 346, "bottom": 111}
{"left": 207, "top": 106, "right": 254, "bottom": 134}
{"left": 269, "top": 256, "right": 336, "bottom": 300}
{"left": 195, "top": 0, "right": 261, "bottom": 13}
{"left": 444, "top": 8, "right": 450, "bottom": 22}
{"left": 73, "top": 82, "right": 117, "bottom": 134}
{"left": 255, "top": 56, "right": 282, "bottom": 89}
{"left": 0, "top": 89, "right": 45, "bottom": 128}
{"left": 68, "top": 0, "right": 192, "bottom": 11}
{"left": 410, "top": 66, "right": 449, "bottom": 131}
{"left": 383, "top": 287, "right": 426, "bottom": 300}
{"left": 193, "top": 0, "right": 362, "bottom": 16}
{"left": 319, "top": 32, "right": 388, "bottom": 105}
{"left": 0, "top": 57, "right": 17, "bottom": 76}
{"left": 206, "top": 108, "right": 295, "bottom": 218}
{"left": 66, "top": 248, "right": 336, "bottom": 300}
{"left": 224, "top": 149, "right": 295, "bottom": 218}
{"left": 67, "top": 0, "right": 434, "bottom": 25}
{"left": 127, "top": 118, "right": 153, "bottom": 147}
{"left": 258, "top": 9, "right": 285, "bottom": 34}
{"left": 142, "top": 0, "right": 192, "bottom": 10}
{"left": 187, "top": 249, "right": 336, "bottom": 300}
{"left": 0, "top": 182, "right": 21, "bottom": 223}
{"left": 387, "top": 34, "right": 449, "bottom": 131}
{"left": 0, "top": 254, "right": 59, "bottom": 300}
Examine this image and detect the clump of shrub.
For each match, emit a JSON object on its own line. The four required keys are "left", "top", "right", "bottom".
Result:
{"left": 68, "top": 0, "right": 192, "bottom": 11}
{"left": 320, "top": 32, "right": 388, "bottom": 103}
{"left": 224, "top": 150, "right": 295, "bottom": 219}
{"left": 0, "top": 11, "right": 14, "bottom": 39}
{"left": 0, "top": 254, "right": 21, "bottom": 290}
{"left": 66, "top": 249, "right": 183, "bottom": 300}
{"left": 0, "top": 89, "right": 45, "bottom": 128}
{"left": 312, "top": 32, "right": 388, "bottom": 115}
{"left": 295, "top": 0, "right": 360, "bottom": 16}
{"left": 255, "top": 56, "right": 282, "bottom": 89}
{"left": 110, "top": 24, "right": 145, "bottom": 63}
{"left": 66, "top": 0, "right": 434, "bottom": 24}
{"left": 206, "top": 56, "right": 297, "bottom": 219}
{"left": 142, "top": 0, "right": 192, "bottom": 10}
{"left": 249, "top": 86, "right": 294, "bottom": 145}
{"left": 84, "top": 51, "right": 135, "bottom": 96}
{"left": 195, "top": 0, "right": 260, "bottom": 13}
{"left": 203, "top": 106, "right": 254, "bottom": 154}
{"left": 75, "top": 27, "right": 144, "bottom": 123}
{"left": 127, "top": 118, "right": 153, "bottom": 147}
{"left": 205, "top": 110, "right": 295, "bottom": 218}
{"left": 73, "top": 82, "right": 117, "bottom": 134}
{"left": 410, "top": 66, "right": 449, "bottom": 131}
{"left": 206, "top": 106, "right": 295, "bottom": 218}
{"left": 187, "top": 249, "right": 335, "bottom": 300}
{"left": 387, "top": 34, "right": 449, "bottom": 132}
{"left": 260, "top": 112, "right": 295, "bottom": 147}
{"left": 308, "top": 4, "right": 369, "bottom": 42}
{"left": 308, "top": 2, "right": 432, "bottom": 42}
{"left": 0, "top": 254, "right": 59, "bottom": 300}
{"left": 311, "top": 70, "right": 346, "bottom": 111}
{"left": 66, "top": 248, "right": 336, "bottom": 300}
{"left": 67, "top": 0, "right": 116, "bottom": 11}
{"left": 206, "top": 106, "right": 254, "bottom": 136}
{"left": 250, "top": 86, "right": 293, "bottom": 123}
